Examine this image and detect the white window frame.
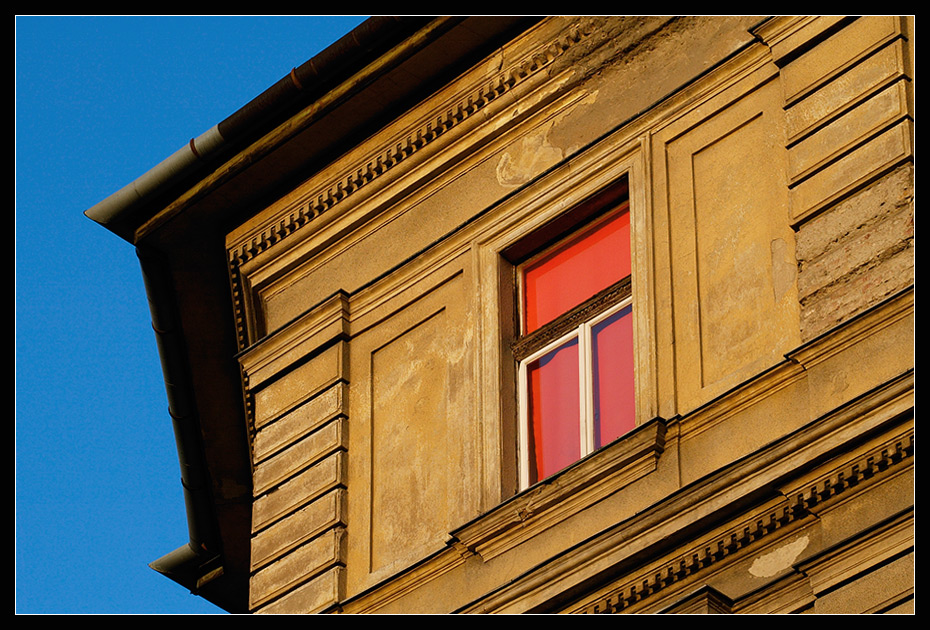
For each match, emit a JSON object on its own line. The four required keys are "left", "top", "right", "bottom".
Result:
{"left": 470, "top": 141, "right": 653, "bottom": 505}
{"left": 517, "top": 295, "right": 633, "bottom": 490}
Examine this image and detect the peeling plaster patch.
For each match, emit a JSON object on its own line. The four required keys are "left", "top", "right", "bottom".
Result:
{"left": 483, "top": 49, "right": 504, "bottom": 74}
{"left": 830, "top": 369, "right": 849, "bottom": 396}
{"left": 496, "top": 90, "right": 600, "bottom": 187}
{"left": 496, "top": 124, "right": 564, "bottom": 187}
{"left": 771, "top": 237, "right": 797, "bottom": 302}
{"left": 749, "top": 536, "right": 809, "bottom": 578}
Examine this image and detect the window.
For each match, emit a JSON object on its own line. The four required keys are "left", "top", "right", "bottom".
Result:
{"left": 513, "top": 196, "right": 634, "bottom": 488}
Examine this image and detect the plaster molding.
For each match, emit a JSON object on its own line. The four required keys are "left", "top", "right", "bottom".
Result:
{"left": 511, "top": 277, "right": 632, "bottom": 361}
{"left": 786, "top": 286, "right": 913, "bottom": 371}
{"left": 580, "top": 498, "right": 800, "bottom": 613}
{"left": 228, "top": 18, "right": 776, "bottom": 354}
{"left": 328, "top": 547, "right": 469, "bottom": 615}
{"left": 796, "top": 509, "right": 913, "bottom": 598}
{"left": 451, "top": 418, "right": 668, "bottom": 562}
{"left": 225, "top": 19, "right": 593, "bottom": 349}
{"left": 457, "top": 367, "right": 912, "bottom": 613}
{"left": 227, "top": 20, "right": 589, "bottom": 262}
{"left": 573, "top": 405, "right": 913, "bottom": 614}
{"left": 239, "top": 292, "right": 350, "bottom": 390}
{"left": 658, "top": 584, "right": 735, "bottom": 614}
{"left": 678, "top": 360, "right": 807, "bottom": 445}
{"left": 752, "top": 16, "right": 849, "bottom": 68}
{"left": 779, "top": 424, "right": 913, "bottom": 518}
{"left": 736, "top": 510, "right": 913, "bottom": 614}
{"left": 679, "top": 287, "right": 912, "bottom": 445}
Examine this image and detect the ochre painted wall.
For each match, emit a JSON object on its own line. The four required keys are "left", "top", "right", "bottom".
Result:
{"left": 228, "top": 17, "right": 913, "bottom": 613}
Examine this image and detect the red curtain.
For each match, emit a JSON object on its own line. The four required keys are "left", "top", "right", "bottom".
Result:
{"left": 527, "top": 338, "right": 580, "bottom": 483}
{"left": 592, "top": 305, "right": 635, "bottom": 448}
{"left": 523, "top": 206, "right": 630, "bottom": 333}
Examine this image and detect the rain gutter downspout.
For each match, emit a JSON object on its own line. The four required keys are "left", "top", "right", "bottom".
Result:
{"left": 138, "top": 245, "right": 225, "bottom": 595}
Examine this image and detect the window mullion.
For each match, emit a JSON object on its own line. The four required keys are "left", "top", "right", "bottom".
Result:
{"left": 517, "top": 360, "right": 530, "bottom": 490}
{"left": 579, "top": 321, "right": 594, "bottom": 456}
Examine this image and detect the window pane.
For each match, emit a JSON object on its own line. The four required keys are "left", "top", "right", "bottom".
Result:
{"left": 591, "top": 305, "right": 635, "bottom": 448}
{"left": 526, "top": 337, "right": 580, "bottom": 484}
{"left": 523, "top": 206, "right": 631, "bottom": 333}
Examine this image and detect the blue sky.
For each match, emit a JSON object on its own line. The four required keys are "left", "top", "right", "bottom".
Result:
{"left": 15, "top": 15, "right": 368, "bottom": 614}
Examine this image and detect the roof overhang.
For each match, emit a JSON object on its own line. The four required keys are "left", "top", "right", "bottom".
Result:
{"left": 85, "top": 16, "right": 542, "bottom": 612}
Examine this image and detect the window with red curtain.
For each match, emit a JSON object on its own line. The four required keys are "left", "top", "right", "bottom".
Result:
{"left": 516, "top": 201, "right": 634, "bottom": 488}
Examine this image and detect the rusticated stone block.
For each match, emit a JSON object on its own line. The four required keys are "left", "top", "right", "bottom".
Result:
{"left": 250, "top": 529, "right": 345, "bottom": 609}
{"left": 253, "top": 418, "right": 346, "bottom": 495}
{"left": 253, "top": 342, "right": 345, "bottom": 429}
{"left": 796, "top": 164, "right": 913, "bottom": 265}
{"left": 252, "top": 451, "right": 345, "bottom": 533}
{"left": 255, "top": 567, "right": 344, "bottom": 614}
{"left": 254, "top": 383, "right": 346, "bottom": 463}
{"left": 779, "top": 16, "right": 901, "bottom": 105}
{"left": 252, "top": 489, "right": 347, "bottom": 571}
{"left": 785, "top": 41, "right": 907, "bottom": 141}
{"left": 797, "top": 164, "right": 913, "bottom": 340}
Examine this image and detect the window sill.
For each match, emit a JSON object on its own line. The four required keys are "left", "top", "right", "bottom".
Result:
{"left": 450, "top": 417, "right": 668, "bottom": 561}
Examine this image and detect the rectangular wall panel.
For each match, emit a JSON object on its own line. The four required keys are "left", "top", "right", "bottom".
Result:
{"left": 659, "top": 77, "right": 800, "bottom": 413}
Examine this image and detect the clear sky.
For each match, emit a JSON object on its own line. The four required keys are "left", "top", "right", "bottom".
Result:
{"left": 15, "top": 15, "right": 368, "bottom": 614}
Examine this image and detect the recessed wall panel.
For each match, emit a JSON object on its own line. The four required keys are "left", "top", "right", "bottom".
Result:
{"left": 662, "top": 78, "right": 800, "bottom": 413}
{"left": 369, "top": 309, "right": 458, "bottom": 571}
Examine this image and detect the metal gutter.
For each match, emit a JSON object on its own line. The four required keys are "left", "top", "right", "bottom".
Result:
{"left": 84, "top": 16, "right": 435, "bottom": 609}
{"left": 85, "top": 16, "right": 540, "bottom": 610}
{"left": 137, "top": 244, "right": 226, "bottom": 599}
{"left": 84, "top": 16, "right": 431, "bottom": 242}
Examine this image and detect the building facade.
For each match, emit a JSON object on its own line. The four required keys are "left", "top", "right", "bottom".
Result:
{"left": 87, "top": 16, "right": 914, "bottom": 613}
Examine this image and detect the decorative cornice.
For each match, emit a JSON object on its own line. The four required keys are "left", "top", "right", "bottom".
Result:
{"left": 579, "top": 425, "right": 914, "bottom": 614}
{"left": 225, "top": 20, "right": 591, "bottom": 352}
{"left": 452, "top": 418, "right": 667, "bottom": 562}
{"left": 781, "top": 425, "right": 913, "bottom": 515}
{"left": 795, "top": 507, "right": 913, "bottom": 601}
{"left": 454, "top": 366, "right": 912, "bottom": 614}
{"left": 584, "top": 502, "right": 796, "bottom": 613}
{"left": 227, "top": 22, "right": 589, "bottom": 269}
